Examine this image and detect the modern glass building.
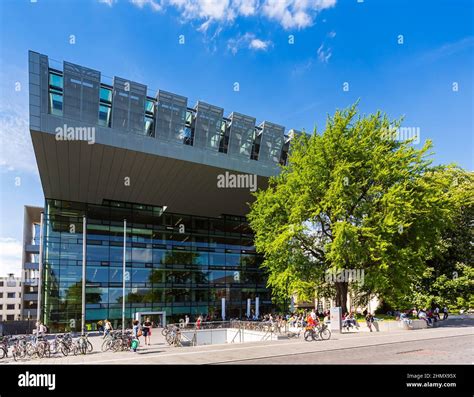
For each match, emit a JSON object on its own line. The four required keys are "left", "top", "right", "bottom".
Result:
{"left": 28, "top": 51, "right": 300, "bottom": 332}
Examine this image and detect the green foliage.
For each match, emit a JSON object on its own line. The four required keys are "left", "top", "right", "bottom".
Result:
{"left": 387, "top": 168, "right": 473, "bottom": 310}
{"left": 248, "top": 103, "right": 456, "bottom": 311}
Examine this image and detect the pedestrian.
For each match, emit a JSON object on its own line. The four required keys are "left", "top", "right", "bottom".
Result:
{"left": 365, "top": 313, "right": 375, "bottom": 332}
{"left": 142, "top": 317, "right": 152, "bottom": 346}
{"left": 97, "top": 320, "right": 104, "bottom": 335}
{"left": 185, "top": 315, "right": 190, "bottom": 328}
{"left": 434, "top": 306, "right": 440, "bottom": 321}
{"left": 103, "top": 319, "right": 113, "bottom": 339}
{"left": 196, "top": 315, "right": 202, "bottom": 330}
{"left": 442, "top": 306, "right": 449, "bottom": 320}
{"left": 131, "top": 320, "right": 141, "bottom": 352}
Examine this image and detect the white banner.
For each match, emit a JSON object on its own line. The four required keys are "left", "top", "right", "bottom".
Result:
{"left": 247, "top": 298, "right": 251, "bottom": 318}
{"left": 221, "top": 297, "right": 226, "bottom": 320}
{"left": 255, "top": 296, "right": 260, "bottom": 318}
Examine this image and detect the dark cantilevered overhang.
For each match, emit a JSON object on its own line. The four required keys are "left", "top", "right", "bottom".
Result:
{"left": 31, "top": 129, "right": 270, "bottom": 217}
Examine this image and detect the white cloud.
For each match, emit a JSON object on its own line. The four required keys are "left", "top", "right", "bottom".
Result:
{"left": 130, "top": 0, "right": 163, "bottom": 11}
{"left": 249, "top": 38, "right": 271, "bottom": 50}
{"left": 328, "top": 30, "right": 336, "bottom": 38}
{"left": 0, "top": 76, "right": 38, "bottom": 176}
{"left": 317, "top": 43, "right": 332, "bottom": 63}
{"left": 234, "top": 0, "right": 258, "bottom": 16}
{"left": 98, "top": 0, "right": 117, "bottom": 5}
{"left": 0, "top": 237, "right": 22, "bottom": 277}
{"left": 119, "top": 0, "right": 336, "bottom": 30}
{"left": 228, "top": 33, "right": 272, "bottom": 54}
{"left": 261, "top": 0, "right": 336, "bottom": 29}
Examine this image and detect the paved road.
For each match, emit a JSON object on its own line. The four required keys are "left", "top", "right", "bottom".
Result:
{"left": 214, "top": 334, "right": 473, "bottom": 364}
{"left": 3, "top": 320, "right": 472, "bottom": 365}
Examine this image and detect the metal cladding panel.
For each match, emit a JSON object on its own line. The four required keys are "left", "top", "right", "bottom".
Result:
{"left": 39, "top": 54, "right": 49, "bottom": 115}
{"left": 112, "top": 77, "right": 147, "bottom": 134}
{"left": 258, "top": 121, "right": 285, "bottom": 164}
{"left": 228, "top": 112, "right": 256, "bottom": 159}
{"left": 193, "top": 101, "right": 224, "bottom": 151}
{"left": 63, "top": 62, "right": 100, "bottom": 124}
{"left": 155, "top": 90, "right": 188, "bottom": 143}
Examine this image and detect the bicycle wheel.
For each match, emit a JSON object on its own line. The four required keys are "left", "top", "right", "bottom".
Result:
{"left": 0, "top": 347, "right": 6, "bottom": 359}
{"left": 37, "top": 344, "right": 46, "bottom": 358}
{"left": 26, "top": 343, "right": 36, "bottom": 357}
{"left": 101, "top": 338, "right": 113, "bottom": 352}
{"left": 87, "top": 340, "right": 93, "bottom": 353}
{"left": 111, "top": 338, "right": 122, "bottom": 352}
{"left": 80, "top": 340, "right": 87, "bottom": 355}
{"left": 60, "top": 344, "right": 70, "bottom": 357}
{"left": 304, "top": 330, "right": 313, "bottom": 341}
{"left": 319, "top": 328, "right": 331, "bottom": 341}
{"left": 12, "top": 347, "right": 19, "bottom": 361}
{"left": 161, "top": 328, "right": 168, "bottom": 336}
{"left": 42, "top": 342, "right": 51, "bottom": 358}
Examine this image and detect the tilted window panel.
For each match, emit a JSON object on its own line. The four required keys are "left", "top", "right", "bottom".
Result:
{"left": 155, "top": 90, "right": 188, "bottom": 143}
{"left": 193, "top": 101, "right": 224, "bottom": 151}
{"left": 111, "top": 77, "right": 147, "bottom": 134}
{"left": 227, "top": 112, "right": 257, "bottom": 159}
{"left": 257, "top": 121, "right": 285, "bottom": 164}
{"left": 63, "top": 62, "right": 101, "bottom": 124}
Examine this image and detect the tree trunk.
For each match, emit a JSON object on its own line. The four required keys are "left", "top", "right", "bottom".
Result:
{"left": 335, "top": 282, "right": 349, "bottom": 314}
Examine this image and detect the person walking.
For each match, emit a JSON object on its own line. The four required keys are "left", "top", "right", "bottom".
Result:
{"left": 365, "top": 313, "right": 375, "bottom": 332}
{"left": 103, "top": 319, "right": 113, "bottom": 339}
{"left": 434, "top": 306, "right": 440, "bottom": 321}
{"left": 142, "top": 317, "right": 152, "bottom": 346}
{"left": 196, "top": 315, "right": 202, "bottom": 330}
{"left": 131, "top": 320, "right": 141, "bottom": 352}
{"left": 442, "top": 306, "right": 449, "bottom": 320}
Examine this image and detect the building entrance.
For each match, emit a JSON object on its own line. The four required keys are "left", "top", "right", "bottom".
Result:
{"left": 134, "top": 311, "right": 166, "bottom": 328}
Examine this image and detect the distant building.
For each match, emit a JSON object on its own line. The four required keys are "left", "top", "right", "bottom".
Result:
{"left": 0, "top": 274, "right": 22, "bottom": 321}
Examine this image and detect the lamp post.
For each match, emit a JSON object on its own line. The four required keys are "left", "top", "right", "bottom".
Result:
{"left": 81, "top": 216, "right": 86, "bottom": 335}
{"left": 122, "top": 219, "right": 127, "bottom": 334}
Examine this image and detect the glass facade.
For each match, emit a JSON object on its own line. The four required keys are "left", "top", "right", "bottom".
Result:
{"left": 41, "top": 199, "right": 270, "bottom": 332}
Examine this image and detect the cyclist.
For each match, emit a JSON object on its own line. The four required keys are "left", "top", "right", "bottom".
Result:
{"left": 306, "top": 313, "right": 317, "bottom": 328}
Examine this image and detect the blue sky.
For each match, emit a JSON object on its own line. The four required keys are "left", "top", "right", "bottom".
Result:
{"left": 0, "top": 0, "right": 473, "bottom": 275}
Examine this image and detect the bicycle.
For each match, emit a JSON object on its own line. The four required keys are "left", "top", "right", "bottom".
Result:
{"left": 0, "top": 335, "right": 11, "bottom": 359}
{"left": 12, "top": 338, "right": 27, "bottom": 361}
{"left": 25, "top": 336, "right": 48, "bottom": 359}
{"left": 304, "top": 323, "right": 332, "bottom": 341}
{"left": 72, "top": 334, "right": 91, "bottom": 355}
{"left": 165, "top": 326, "right": 181, "bottom": 347}
{"left": 44, "top": 334, "right": 71, "bottom": 357}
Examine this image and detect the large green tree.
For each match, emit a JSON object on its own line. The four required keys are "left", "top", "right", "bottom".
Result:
{"left": 248, "top": 104, "right": 453, "bottom": 313}
{"left": 392, "top": 167, "right": 474, "bottom": 310}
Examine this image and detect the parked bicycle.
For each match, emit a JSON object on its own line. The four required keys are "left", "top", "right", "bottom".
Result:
{"left": 72, "top": 333, "right": 93, "bottom": 355}
{"left": 0, "top": 335, "right": 11, "bottom": 359}
{"left": 44, "top": 334, "right": 71, "bottom": 357}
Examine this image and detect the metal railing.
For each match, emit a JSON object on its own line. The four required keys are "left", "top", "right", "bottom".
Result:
{"left": 164, "top": 320, "right": 294, "bottom": 347}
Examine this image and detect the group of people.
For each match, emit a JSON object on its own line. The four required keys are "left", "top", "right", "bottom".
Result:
{"left": 97, "top": 318, "right": 153, "bottom": 352}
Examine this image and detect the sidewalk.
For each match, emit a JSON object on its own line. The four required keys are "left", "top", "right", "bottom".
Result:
{"left": 5, "top": 320, "right": 472, "bottom": 365}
